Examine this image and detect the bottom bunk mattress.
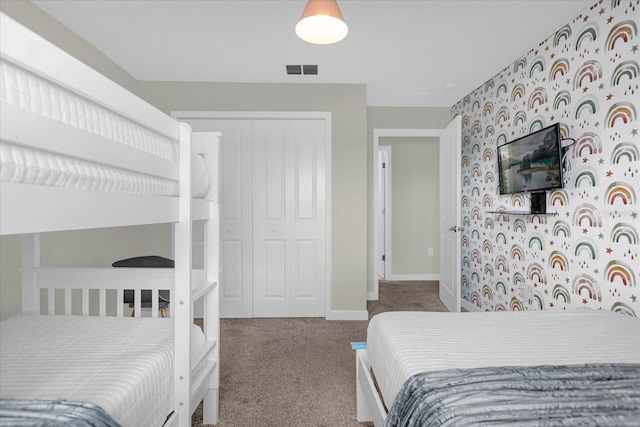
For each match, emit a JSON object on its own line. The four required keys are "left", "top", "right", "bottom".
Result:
{"left": 0, "top": 315, "right": 175, "bottom": 427}
{"left": 366, "top": 309, "right": 640, "bottom": 413}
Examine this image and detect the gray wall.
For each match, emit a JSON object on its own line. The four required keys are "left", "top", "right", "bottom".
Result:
{"left": 380, "top": 137, "right": 439, "bottom": 276}
{"left": 135, "top": 81, "right": 368, "bottom": 313}
{"left": 0, "top": 0, "right": 139, "bottom": 93}
{"left": 0, "top": 1, "right": 368, "bottom": 318}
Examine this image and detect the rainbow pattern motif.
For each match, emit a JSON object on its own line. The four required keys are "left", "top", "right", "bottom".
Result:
{"left": 452, "top": 0, "right": 639, "bottom": 316}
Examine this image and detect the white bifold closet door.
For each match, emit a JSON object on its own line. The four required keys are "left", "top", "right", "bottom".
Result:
{"left": 215, "top": 119, "right": 326, "bottom": 318}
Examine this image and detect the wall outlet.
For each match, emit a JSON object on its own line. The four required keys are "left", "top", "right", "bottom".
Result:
{"left": 428, "top": 247, "right": 434, "bottom": 256}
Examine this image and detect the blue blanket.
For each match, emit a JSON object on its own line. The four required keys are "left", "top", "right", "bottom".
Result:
{"left": 0, "top": 399, "right": 121, "bottom": 427}
{"left": 385, "top": 363, "right": 640, "bottom": 426}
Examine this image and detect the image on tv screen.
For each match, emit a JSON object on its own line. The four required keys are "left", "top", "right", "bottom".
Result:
{"left": 497, "top": 124, "right": 562, "bottom": 194}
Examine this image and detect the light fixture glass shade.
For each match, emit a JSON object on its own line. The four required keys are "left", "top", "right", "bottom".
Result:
{"left": 295, "top": 0, "right": 348, "bottom": 45}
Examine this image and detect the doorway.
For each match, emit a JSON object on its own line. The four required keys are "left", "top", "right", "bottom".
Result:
{"left": 371, "top": 122, "right": 461, "bottom": 309}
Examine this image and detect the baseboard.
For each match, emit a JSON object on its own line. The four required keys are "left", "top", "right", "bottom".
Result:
{"left": 461, "top": 299, "right": 480, "bottom": 312}
{"left": 385, "top": 274, "right": 439, "bottom": 281}
{"left": 326, "top": 310, "right": 369, "bottom": 321}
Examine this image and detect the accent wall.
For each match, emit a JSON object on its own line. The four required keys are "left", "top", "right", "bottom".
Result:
{"left": 451, "top": 0, "right": 639, "bottom": 316}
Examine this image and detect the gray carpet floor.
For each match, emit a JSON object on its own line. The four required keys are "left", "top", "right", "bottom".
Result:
{"left": 192, "top": 280, "right": 446, "bottom": 426}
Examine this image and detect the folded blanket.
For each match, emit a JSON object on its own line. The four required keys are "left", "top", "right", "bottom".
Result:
{"left": 385, "top": 363, "right": 640, "bottom": 426}
{"left": 0, "top": 399, "right": 121, "bottom": 427}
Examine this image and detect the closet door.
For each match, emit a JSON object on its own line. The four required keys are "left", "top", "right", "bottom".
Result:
{"left": 252, "top": 120, "right": 326, "bottom": 317}
{"left": 216, "top": 120, "right": 254, "bottom": 318}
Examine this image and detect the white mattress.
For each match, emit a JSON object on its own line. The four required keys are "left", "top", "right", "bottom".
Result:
{"left": 0, "top": 142, "right": 209, "bottom": 198}
{"left": 1, "top": 315, "right": 175, "bottom": 427}
{"left": 367, "top": 309, "right": 640, "bottom": 409}
{"left": 0, "top": 59, "right": 209, "bottom": 198}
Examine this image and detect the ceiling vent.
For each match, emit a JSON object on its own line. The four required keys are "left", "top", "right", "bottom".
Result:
{"left": 286, "top": 65, "right": 318, "bottom": 75}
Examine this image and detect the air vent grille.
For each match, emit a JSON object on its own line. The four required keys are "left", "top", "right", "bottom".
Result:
{"left": 286, "top": 65, "right": 302, "bottom": 75}
{"left": 302, "top": 64, "right": 318, "bottom": 75}
{"left": 286, "top": 64, "right": 318, "bottom": 75}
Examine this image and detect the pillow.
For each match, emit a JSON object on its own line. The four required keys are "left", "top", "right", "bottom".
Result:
{"left": 112, "top": 255, "right": 174, "bottom": 268}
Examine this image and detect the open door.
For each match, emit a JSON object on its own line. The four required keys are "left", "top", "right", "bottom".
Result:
{"left": 439, "top": 116, "right": 462, "bottom": 312}
{"left": 377, "top": 146, "right": 390, "bottom": 279}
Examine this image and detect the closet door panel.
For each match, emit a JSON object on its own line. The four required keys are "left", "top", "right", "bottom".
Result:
{"left": 294, "top": 131, "right": 317, "bottom": 220}
{"left": 264, "top": 133, "right": 286, "bottom": 220}
{"left": 253, "top": 121, "right": 291, "bottom": 317}
{"left": 216, "top": 120, "right": 254, "bottom": 318}
{"left": 187, "top": 116, "right": 327, "bottom": 318}
{"left": 220, "top": 240, "right": 243, "bottom": 298}
{"left": 294, "top": 239, "right": 316, "bottom": 298}
{"left": 290, "top": 120, "right": 326, "bottom": 317}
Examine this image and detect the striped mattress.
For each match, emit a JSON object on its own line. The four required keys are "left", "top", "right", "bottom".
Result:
{"left": 0, "top": 59, "right": 209, "bottom": 198}
{"left": 0, "top": 315, "right": 183, "bottom": 427}
{"left": 366, "top": 309, "right": 640, "bottom": 410}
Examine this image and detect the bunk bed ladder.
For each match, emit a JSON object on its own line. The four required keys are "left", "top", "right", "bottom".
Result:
{"left": 173, "top": 122, "right": 193, "bottom": 427}
{"left": 195, "top": 131, "right": 220, "bottom": 425}
{"left": 174, "top": 128, "right": 220, "bottom": 426}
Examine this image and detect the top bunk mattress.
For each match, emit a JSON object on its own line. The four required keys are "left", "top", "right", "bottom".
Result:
{"left": 367, "top": 309, "right": 640, "bottom": 409}
{"left": 0, "top": 315, "right": 175, "bottom": 427}
{"left": 0, "top": 53, "right": 209, "bottom": 198}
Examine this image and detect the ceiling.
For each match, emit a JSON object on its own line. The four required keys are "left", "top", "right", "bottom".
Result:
{"left": 32, "top": 0, "right": 593, "bottom": 107}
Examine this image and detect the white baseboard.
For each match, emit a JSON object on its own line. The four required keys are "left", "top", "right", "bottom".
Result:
{"left": 461, "top": 299, "right": 480, "bottom": 312}
{"left": 385, "top": 274, "right": 439, "bottom": 281}
{"left": 326, "top": 310, "right": 369, "bottom": 321}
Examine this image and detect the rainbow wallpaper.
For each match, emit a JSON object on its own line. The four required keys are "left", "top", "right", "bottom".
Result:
{"left": 451, "top": 0, "right": 639, "bottom": 316}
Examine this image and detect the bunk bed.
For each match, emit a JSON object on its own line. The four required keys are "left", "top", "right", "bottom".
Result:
{"left": 0, "top": 13, "right": 219, "bottom": 427}
{"left": 357, "top": 310, "right": 640, "bottom": 426}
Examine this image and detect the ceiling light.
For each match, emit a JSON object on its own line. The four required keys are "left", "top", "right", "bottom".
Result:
{"left": 295, "top": 0, "right": 348, "bottom": 45}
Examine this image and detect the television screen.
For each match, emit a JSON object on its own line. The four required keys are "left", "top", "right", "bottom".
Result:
{"left": 497, "top": 123, "right": 564, "bottom": 195}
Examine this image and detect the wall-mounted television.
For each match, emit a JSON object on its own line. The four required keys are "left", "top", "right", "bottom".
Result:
{"left": 497, "top": 123, "right": 564, "bottom": 195}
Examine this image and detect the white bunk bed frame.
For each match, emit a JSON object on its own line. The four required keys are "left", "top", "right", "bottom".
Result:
{"left": 0, "top": 13, "right": 219, "bottom": 427}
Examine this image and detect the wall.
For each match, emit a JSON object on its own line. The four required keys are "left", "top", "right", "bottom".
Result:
{"left": 380, "top": 137, "right": 439, "bottom": 276}
{"left": 0, "top": 2, "right": 368, "bottom": 318}
{"left": 0, "top": 235, "right": 21, "bottom": 319}
{"left": 452, "top": 1, "right": 640, "bottom": 315}
{"left": 0, "top": 0, "right": 139, "bottom": 93}
{"left": 136, "top": 81, "right": 368, "bottom": 314}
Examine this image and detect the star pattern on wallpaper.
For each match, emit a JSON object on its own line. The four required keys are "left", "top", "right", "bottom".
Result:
{"left": 452, "top": 0, "right": 640, "bottom": 316}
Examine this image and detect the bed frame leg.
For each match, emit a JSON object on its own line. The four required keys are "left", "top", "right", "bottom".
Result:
{"left": 202, "top": 389, "right": 218, "bottom": 425}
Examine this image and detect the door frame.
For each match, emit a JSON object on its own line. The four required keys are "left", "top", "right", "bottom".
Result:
{"left": 371, "top": 128, "right": 445, "bottom": 300}
{"left": 377, "top": 146, "right": 391, "bottom": 280}
{"left": 171, "top": 111, "right": 332, "bottom": 318}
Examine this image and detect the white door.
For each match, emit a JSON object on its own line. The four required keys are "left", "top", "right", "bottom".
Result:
{"left": 252, "top": 120, "right": 326, "bottom": 317}
{"left": 215, "top": 120, "right": 254, "bottom": 318}
{"left": 185, "top": 117, "right": 327, "bottom": 318}
{"left": 439, "top": 116, "right": 462, "bottom": 312}
{"left": 377, "top": 147, "right": 390, "bottom": 279}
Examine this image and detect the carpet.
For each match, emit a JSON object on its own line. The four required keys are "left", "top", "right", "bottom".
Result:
{"left": 192, "top": 280, "right": 446, "bottom": 426}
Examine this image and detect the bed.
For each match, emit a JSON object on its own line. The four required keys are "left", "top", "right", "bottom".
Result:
{"left": 0, "top": 12, "right": 220, "bottom": 427}
{"left": 356, "top": 309, "right": 640, "bottom": 426}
